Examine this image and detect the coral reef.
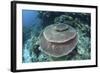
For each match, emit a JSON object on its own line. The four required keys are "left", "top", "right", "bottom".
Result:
{"left": 22, "top": 11, "right": 91, "bottom": 63}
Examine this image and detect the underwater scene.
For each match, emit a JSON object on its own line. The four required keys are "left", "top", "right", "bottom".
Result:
{"left": 22, "top": 10, "right": 91, "bottom": 63}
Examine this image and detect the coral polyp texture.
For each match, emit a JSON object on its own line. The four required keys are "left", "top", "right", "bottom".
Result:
{"left": 22, "top": 10, "right": 91, "bottom": 63}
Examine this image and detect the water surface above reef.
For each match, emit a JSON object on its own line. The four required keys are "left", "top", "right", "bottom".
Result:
{"left": 22, "top": 10, "right": 91, "bottom": 63}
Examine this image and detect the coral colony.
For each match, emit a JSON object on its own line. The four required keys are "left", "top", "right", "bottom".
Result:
{"left": 39, "top": 23, "right": 78, "bottom": 57}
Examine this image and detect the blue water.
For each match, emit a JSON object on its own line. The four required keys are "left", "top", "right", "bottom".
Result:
{"left": 22, "top": 10, "right": 42, "bottom": 43}
{"left": 22, "top": 10, "right": 41, "bottom": 28}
